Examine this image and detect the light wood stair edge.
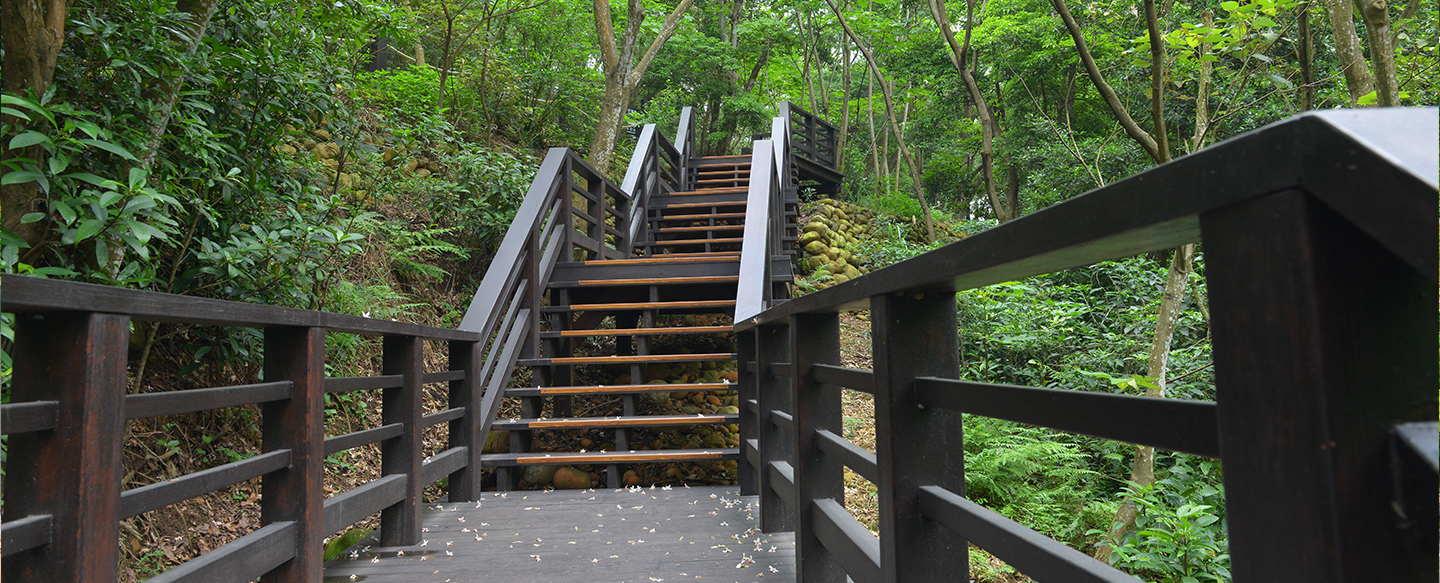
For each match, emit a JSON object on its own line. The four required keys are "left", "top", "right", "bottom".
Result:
{"left": 540, "top": 299, "right": 736, "bottom": 312}
{"left": 482, "top": 448, "right": 740, "bottom": 466}
{"left": 540, "top": 325, "right": 734, "bottom": 338}
{"left": 505, "top": 382, "right": 735, "bottom": 397}
{"left": 557, "top": 275, "right": 737, "bottom": 287}
{"left": 518, "top": 352, "right": 738, "bottom": 366}
{"left": 492, "top": 414, "right": 739, "bottom": 430}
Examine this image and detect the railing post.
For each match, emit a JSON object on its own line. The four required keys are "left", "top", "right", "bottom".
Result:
{"left": 737, "top": 329, "right": 760, "bottom": 496}
{"left": 871, "top": 292, "right": 967, "bottom": 581}
{"left": 380, "top": 335, "right": 424, "bottom": 546}
{"left": 791, "top": 313, "right": 845, "bottom": 582}
{"left": 261, "top": 326, "right": 326, "bottom": 582}
{"left": 447, "top": 339, "right": 484, "bottom": 501}
{"left": 1201, "top": 191, "right": 1437, "bottom": 582}
{"left": 757, "top": 320, "right": 795, "bottom": 532}
{"left": 2, "top": 313, "right": 126, "bottom": 583}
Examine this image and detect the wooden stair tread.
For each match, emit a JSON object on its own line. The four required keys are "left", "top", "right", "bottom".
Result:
{"left": 506, "top": 382, "right": 734, "bottom": 396}
{"left": 565, "top": 275, "right": 738, "bottom": 287}
{"left": 646, "top": 237, "right": 743, "bottom": 245}
{"left": 655, "top": 225, "right": 744, "bottom": 233}
{"left": 493, "top": 414, "right": 738, "bottom": 430}
{"left": 543, "top": 299, "right": 736, "bottom": 312}
{"left": 519, "top": 352, "right": 737, "bottom": 366}
{"left": 671, "top": 187, "right": 748, "bottom": 195}
{"left": 543, "top": 325, "right": 734, "bottom": 338}
{"left": 581, "top": 255, "right": 738, "bottom": 265}
{"left": 696, "top": 157, "right": 751, "bottom": 163}
{"left": 657, "top": 212, "right": 748, "bottom": 221}
{"left": 653, "top": 201, "right": 747, "bottom": 210}
{"left": 483, "top": 448, "right": 738, "bottom": 466}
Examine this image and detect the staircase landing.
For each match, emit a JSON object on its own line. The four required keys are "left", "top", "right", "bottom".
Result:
{"left": 322, "top": 487, "right": 796, "bottom": 583}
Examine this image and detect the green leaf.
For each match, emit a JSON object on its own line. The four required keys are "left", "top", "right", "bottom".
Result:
{"left": 128, "top": 167, "right": 147, "bottom": 190}
{"left": 52, "top": 200, "right": 76, "bottom": 224}
{"left": 1357, "top": 90, "right": 1378, "bottom": 105}
{"left": 1, "top": 106, "right": 33, "bottom": 121}
{"left": 122, "top": 195, "right": 156, "bottom": 214}
{"left": 20, "top": 212, "right": 45, "bottom": 224}
{"left": 75, "top": 218, "right": 104, "bottom": 241}
{"left": 60, "top": 171, "right": 120, "bottom": 187}
{"left": 1253, "top": 15, "right": 1277, "bottom": 27}
{"left": 73, "top": 119, "right": 101, "bottom": 139}
{"left": 1, "top": 229, "right": 31, "bottom": 248}
{"left": 78, "top": 139, "right": 138, "bottom": 162}
{"left": 48, "top": 155, "right": 69, "bottom": 174}
{"left": 1220, "top": 0, "right": 1239, "bottom": 10}
{"left": 28, "top": 266, "right": 76, "bottom": 277}
{"left": 1, "top": 170, "right": 43, "bottom": 186}
{"left": 9, "top": 131, "right": 51, "bottom": 149}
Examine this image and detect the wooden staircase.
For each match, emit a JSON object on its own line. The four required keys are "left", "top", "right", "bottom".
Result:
{"left": 488, "top": 156, "right": 772, "bottom": 489}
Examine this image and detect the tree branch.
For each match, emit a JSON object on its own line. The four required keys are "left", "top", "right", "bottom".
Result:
{"left": 1049, "top": 0, "right": 1162, "bottom": 163}
{"left": 593, "top": 0, "right": 620, "bottom": 72}
{"left": 628, "top": 0, "right": 694, "bottom": 86}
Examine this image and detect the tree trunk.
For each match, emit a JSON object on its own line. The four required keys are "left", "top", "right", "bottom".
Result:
{"left": 1, "top": 0, "right": 69, "bottom": 249}
{"left": 1357, "top": 0, "right": 1398, "bottom": 106}
{"left": 1325, "top": 0, "right": 1375, "bottom": 105}
{"left": 1051, "top": 0, "right": 1167, "bottom": 164}
{"left": 837, "top": 22, "right": 851, "bottom": 172}
{"left": 866, "top": 70, "right": 881, "bottom": 196}
{"left": 137, "top": 0, "right": 222, "bottom": 170}
{"left": 1299, "top": 2, "right": 1315, "bottom": 111}
{"left": 587, "top": 0, "right": 693, "bottom": 174}
{"left": 824, "top": 0, "right": 935, "bottom": 242}
{"left": 1189, "top": 11, "right": 1214, "bottom": 153}
{"left": 1142, "top": 0, "right": 1169, "bottom": 161}
{"left": 927, "top": 0, "right": 1007, "bottom": 221}
{"left": 1096, "top": 244, "right": 1194, "bottom": 563}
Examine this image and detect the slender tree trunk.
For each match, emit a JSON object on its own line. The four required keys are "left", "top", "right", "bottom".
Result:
{"left": 1189, "top": 11, "right": 1214, "bottom": 153}
{"left": 0, "top": 0, "right": 68, "bottom": 249}
{"left": 1097, "top": 244, "right": 1194, "bottom": 562}
{"left": 1325, "top": 0, "right": 1376, "bottom": 105}
{"left": 838, "top": 23, "right": 851, "bottom": 176}
{"left": 1357, "top": 0, "right": 1398, "bottom": 106}
{"left": 137, "top": 0, "right": 222, "bottom": 170}
{"left": 1051, "top": 0, "right": 1167, "bottom": 163}
{"left": 1299, "top": 2, "right": 1315, "bottom": 111}
{"left": 824, "top": 0, "right": 935, "bottom": 241}
{"left": 866, "top": 70, "right": 881, "bottom": 196}
{"left": 928, "top": 0, "right": 1009, "bottom": 221}
{"left": 1142, "top": 0, "right": 1169, "bottom": 161}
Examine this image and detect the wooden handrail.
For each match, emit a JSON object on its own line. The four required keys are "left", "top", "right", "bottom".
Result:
{"left": 1, "top": 275, "right": 483, "bottom": 582}
{"left": 733, "top": 108, "right": 1438, "bottom": 582}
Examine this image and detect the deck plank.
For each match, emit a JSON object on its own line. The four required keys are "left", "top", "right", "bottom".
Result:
{"left": 323, "top": 486, "right": 795, "bottom": 583}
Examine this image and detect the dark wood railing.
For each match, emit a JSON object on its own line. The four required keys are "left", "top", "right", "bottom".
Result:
{"left": 623, "top": 106, "right": 690, "bottom": 246}
{"left": 779, "top": 101, "right": 838, "bottom": 173}
{"left": 734, "top": 114, "right": 791, "bottom": 323}
{"left": 734, "top": 108, "right": 1438, "bottom": 582}
{"left": 1, "top": 276, "right": 486, "bottom": 582}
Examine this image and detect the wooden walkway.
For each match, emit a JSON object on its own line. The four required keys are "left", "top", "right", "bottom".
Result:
{"left": 322, "top": 486, "right": 796, "bottom": 583}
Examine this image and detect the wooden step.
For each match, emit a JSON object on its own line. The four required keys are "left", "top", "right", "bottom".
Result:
{"left": 696, "top": 157, "right": 751, "bottom": 164}
{"left": 645, "top": 237, "right": 743, "bottom": 246}
{"left": 652, "top": 200, "right": 747, "bottom": 210}
{"left": 492, "top": 414, "right": 738, "bottom": 431}
{"left": 672, "top": 187, "right": 748, "bottom": 196}
{"left": 483, "top": 448, "right": 739, "bottom": 466}
{"left": 581, "top": 255, "right": 738, "bottom": 266}
{"left": 655, "top": 225, "right": 744, "bottom": 233}
{"left": 541, "top": 325, "right": 734, "bottom": 338}
{"left": 519, "top": 353, "right": 737, "bottom": 366}
{"left": 561, "top": 275, "right": 737, "bottom": 287}
{"left": 695, "top": 178, "right": 750, "bottom": 185}
{"left": 541, "top": 299, "right": 736, "bottom": 313}
{"left": 656, "top": 212, "right": 748, "bottom": 221}
{"left": 506, "top": 382, "right": 734, "bottom": 397}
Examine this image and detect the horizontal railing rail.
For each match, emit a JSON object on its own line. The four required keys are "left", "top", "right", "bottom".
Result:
{"left": 623, "top": 106, "right": 688, "bottom": 247}
{"left": 778, "top": 101, "right": 839, "bottom": 173}
{"left": 734, "top": 108, "right": 1438, "bottom": 582}
{"left": 1, "top": 275, "right": 488, "bottom": 582}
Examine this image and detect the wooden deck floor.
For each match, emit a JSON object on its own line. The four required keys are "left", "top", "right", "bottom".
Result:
{"left": 322, "top": 486, "right": 796, "bottom": 583}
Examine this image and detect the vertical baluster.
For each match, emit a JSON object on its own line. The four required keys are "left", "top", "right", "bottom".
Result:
{"left": 1201, "top": 191, "right": 1437, "bottom": 581}
{"left": 381, "top": 335, "right": 424, "bottom": 546}
{"left": 261, "top": 326, "right": 326, "bottom": 582}
{"left": 871, "top": 292, "right": 966, "bottom": 581}
{"left": 791, "top": 313, "right": 844, "bottom": 582}
{"left": 737, "top": 329, "right": 760, "bottom": 496}
{"left": 447, "top": 339, "right": 484, "bottom": 501}
{"left": 757, "top": 320, "right": 794, "bottom": 532}
{"left": 2, "top": 313, "right": 126, "bottom": 582}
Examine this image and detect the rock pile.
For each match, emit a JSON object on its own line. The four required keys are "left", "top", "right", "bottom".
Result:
{"left": 798, "top": 199, "right": 874, "bottom": 287}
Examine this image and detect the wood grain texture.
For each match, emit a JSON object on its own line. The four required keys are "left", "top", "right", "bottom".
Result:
{"left": 322, "top": 487, "right": 794, "bottom": 583}
{"left": 2, "top": 313, "right": 127, "bottom": 583}
{"left": 260, "top": 326, "right": 326, "bottom": 582}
